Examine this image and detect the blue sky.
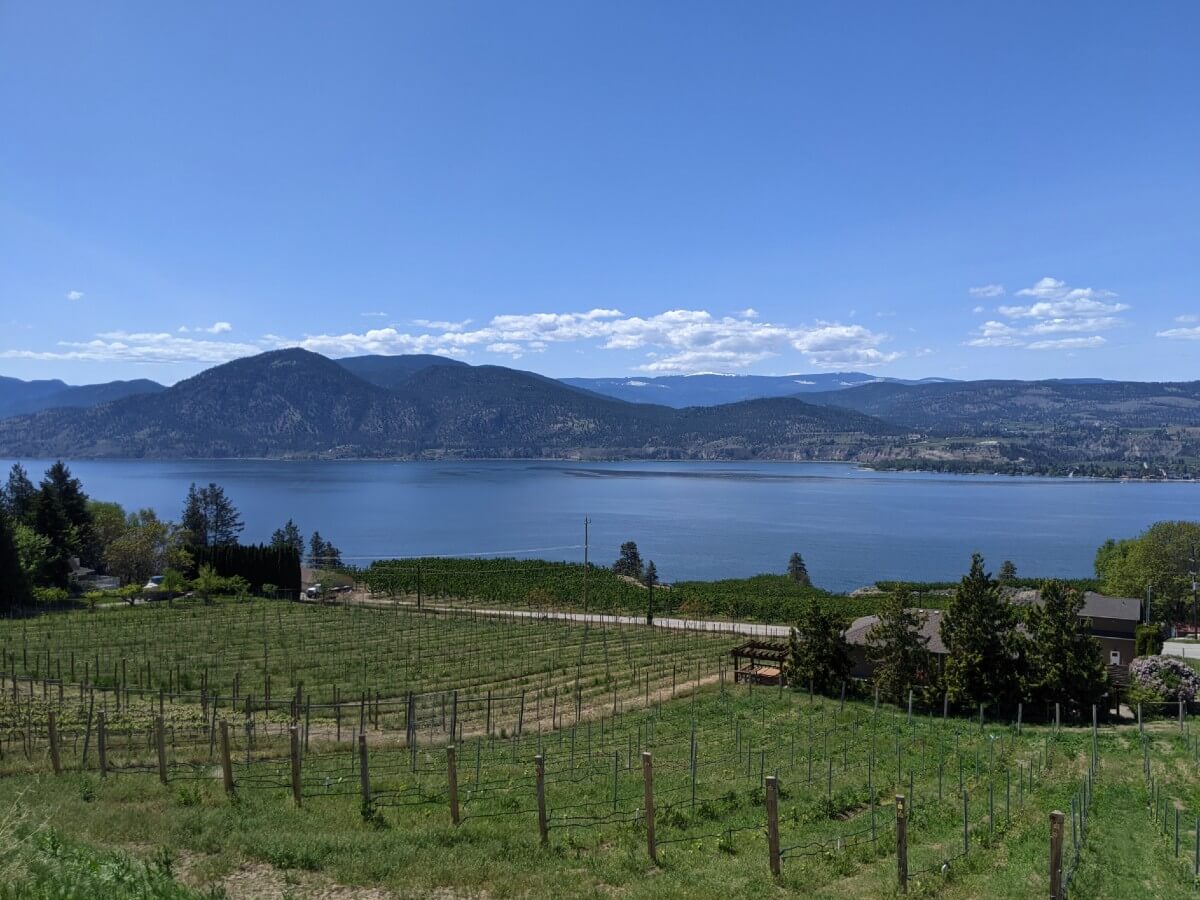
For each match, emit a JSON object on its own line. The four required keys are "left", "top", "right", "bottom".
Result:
{"left": 2, "top": 2, "right": 1198, "bottom": 385}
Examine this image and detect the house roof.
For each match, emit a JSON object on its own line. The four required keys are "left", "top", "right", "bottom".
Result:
{"left": 845, "top": 609, "right": 947, "bottom": 655}
{"left": 1010, "top": 589, "right": 1141, "bottom": 622}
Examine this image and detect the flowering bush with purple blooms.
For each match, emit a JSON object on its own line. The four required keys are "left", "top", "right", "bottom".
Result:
{"left": 1129, "top": 655, "right": 1200, "bottom": 703}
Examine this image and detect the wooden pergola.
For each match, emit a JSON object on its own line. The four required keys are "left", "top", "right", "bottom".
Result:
{"left": 730, "top": 640, "right": 789, "bottom": 686}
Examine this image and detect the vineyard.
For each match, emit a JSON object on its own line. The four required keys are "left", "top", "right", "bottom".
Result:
{"left": 359, "top": 557, "right": 914, "bottom": 622}
{"left": 0, "top": 600, "right": 1197, "bottom": 898}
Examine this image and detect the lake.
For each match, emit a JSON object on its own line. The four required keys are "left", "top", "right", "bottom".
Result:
{"left": 4, "top": 458, "right": 1195, "bottom": 592}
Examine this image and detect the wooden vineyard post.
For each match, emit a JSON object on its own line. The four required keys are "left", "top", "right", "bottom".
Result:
{"left": 289, "top": 725, "right": 302, "bottom": 808}
{"left": 155, "top": 716, "right": 168, "bottom": 785}
{"left": 535, "top": 754, "right": 548, "bottom": 845}
{"left": 219, "top": 720, "right": 234, "bottom": 794}
{"left": 766, "top": 775, "right": 781, "bottom": 876}
{"left": 447, "top": 746, "right": 460, "bottom": 826}
{"left": 1049, "top": 810, "right": 1065, "bottom": 900}
{"left": 98, "top": 711, "right": 108, "bottom": 778}
{"left": 642, "top": 751, "right": 657, "bottom": 863}
{"left": 358, "top": 733, "right": 372, "bottom": 812}
{"left": 896, "top": 795, "right": 908, "bottom": 893}
{"left": 48, "top": 711, "right": 62, "bottom": 775}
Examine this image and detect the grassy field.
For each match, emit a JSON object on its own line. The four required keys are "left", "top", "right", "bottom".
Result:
{"left": 0, "top": 600, "right": 1197, "bottom": 898}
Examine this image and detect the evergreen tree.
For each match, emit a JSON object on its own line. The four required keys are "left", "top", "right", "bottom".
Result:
{"left": 32, "top": 487, "right": 76, "bottom": 589}
{"left": 998, "top": 560, "right": 1018, "bottom": 584}
{"left": 613, "top": 541, "right": 643, "bottom": 579}
{"left": 783, "top": 597, "right": 851, "bottom": 695}
{"left": 270, "top": 519, "right": 305, "bottom": 556}
{"left": 42, "top": 461, "right": 96, "bottom": 565}
{"left": 181, "top": 482, "right": 244, "bottom": 547}
{"left": 940, "top": 553, "right": 1027, "bottom": 711}
{"left": 1026, "top": 580, "right": 1109, "bottom": 711}
{"left": 787, "top": 552, "right": 811, "bottom": 586}
{"left": 1, "top": 463, "right": 37, "bottom": 524}
{"left": 865, "top": 588, "right": 930, "bottom": 704}
{"left": 308, "top": 531, "right": 343, "bottom": 568}
{"left": 0, "top": 508, "right": 33, "bottom": 611}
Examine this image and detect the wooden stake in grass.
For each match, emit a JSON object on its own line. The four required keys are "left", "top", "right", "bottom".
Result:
{"left": 1049, "top": 809, "right": 1065, "bottom": 900}
{"left": 47, "top": 711, "right": 61, "bottom": 775}
{"left": 535, "top": 754, "right": 548, "bottom": 845}
{"left": 896, "top": 794, "right": 908, "bottom": 893}
{"left": 447, "top": 745, "right": 460, "bottom": 826}
{"left": 155, "top": 716, "right": 168, "bottom": 785}
{"left": 358, "top": 733, "right": 372, "bottom": 812}
{"left": 289, "top": 725, "right": 302, "bottom": 808}
{"left": 766, "top": 775, "right": 781, "bottom": 877}
{"left": 97, "top": 711, "right": 108, "bottom": 778}
{"left": 642, "top": 751, "right": 657, "bottom": 863}
{"left": 219, "top": 720, "right": 234, "bottom": 794}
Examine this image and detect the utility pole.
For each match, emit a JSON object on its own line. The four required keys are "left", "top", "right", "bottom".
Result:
{"left": 583, "top": 517, "right": 590, "bottom": 613}
{"left": 1191, "top": 545, "right": 1198, "bottom": 638}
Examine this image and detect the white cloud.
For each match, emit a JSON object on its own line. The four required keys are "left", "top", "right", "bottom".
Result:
{"left": 485, "top": 342, "right": 524, "bottom": 357}
{"left": 966, "top": 277, "right": 1126, "bottom": 352}
{"left": 65, "top": 290, "right": 84, "bottom": 301}
{"left": 288, "top": 307, "right": 899, "bottom": 374}
{"left": 738, "top": 308, "right": 759, "bottom": 319}
{"left": 1026, "top": 336, "right": 1107, "bottom": 351}
{"left": 360, "top": 312, "right": 388, "bottom": 318}
{"left": 1157, "top": 326, "right": 1200, "bottom": 341}
{"left": 410, "top": 318, "right": 472, "bottom": 332}
{"left": 1175, "top": 314, "right": 1199, "bottom": 324}
{"left": 972, "top": 306, "right": 985, "bottom": 314}
{"left": 205, "top": 321, "right": 232, "bottom": 334}
{"left": 0, "top": 331, "right": 263, "bottom": 364}
{"left": 968, "top": 284, "right": 1005, "bottom": 298}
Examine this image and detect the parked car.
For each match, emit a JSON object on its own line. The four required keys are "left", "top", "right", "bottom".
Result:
{"left": 143, "top": 575, "right": 165, "bottom": 591}
{"left": 305, "top": 583, "right": 323, "bottom": 599}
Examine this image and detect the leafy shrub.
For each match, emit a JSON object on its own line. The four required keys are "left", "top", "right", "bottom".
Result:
{"left": 1136, "top": 624, "right": 1164, "bottom": 657}
{"left": 31, "top": 586, "right": 69, "bottom": 605}
{"left": 1129, "top": 655, "right": 1200, "bottom": 702}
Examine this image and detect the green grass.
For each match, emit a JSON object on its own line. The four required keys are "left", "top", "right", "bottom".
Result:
{"left": 0, "top": 601, "right": 1196, "bottom": 897}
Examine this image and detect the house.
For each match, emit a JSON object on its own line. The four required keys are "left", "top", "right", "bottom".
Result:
{"left": 844, "top": 609, "right": 946, "bottom": 680}
{"left": 844, "top": 591, "right": 1142, "bottom": 679}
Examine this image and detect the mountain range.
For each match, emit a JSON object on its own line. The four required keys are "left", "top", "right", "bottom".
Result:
{"left": 0, "top": 352, "right": 1197, "bottom": 475}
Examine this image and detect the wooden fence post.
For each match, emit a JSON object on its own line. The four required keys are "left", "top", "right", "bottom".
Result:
{"left": 896, "top": 795, "right": 908, "bottom": 893}
{"left": 97, "top": 710, "right": 108, "bottom": 778}
{"left": 448, "top": 746, "right": 460, "bottom": 826}
{"left": 358, "top": 733, "right": 371, "bottom": 811}
{"left": 47, "top": 710, "right": 62, "bottom": 775}
{"left": 642, "top": 751, "right": 657, "bottom": 863}
{"left": 289, "top": 725, "right": 302, "bottom": 808}
{"left": 766, "top": 774, "right": 781, "bottom": 876}
{"left": 155, "top": 716, "right": 168, "bottom": 785}
{"left": 535, "top": 754, "right": 548, "bottom": 844}
{"left": 1049, "top": 810, "right": 1064, "bottom": 900}
{"left": 219, "top": 720, "right": 234, "bottom": 794}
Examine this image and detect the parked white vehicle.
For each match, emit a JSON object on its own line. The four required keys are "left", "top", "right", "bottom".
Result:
{"left": 143, "top": 575, "right": 165, "bottom": 591}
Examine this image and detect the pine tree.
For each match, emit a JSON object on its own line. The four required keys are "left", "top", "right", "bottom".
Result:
{"left": 1, "top": 463, "right": 37, "bottom": 525}
{"left": 1027, "top": 580, "right": 1109, "bottom": 712}
{"left": 787, "top": 552, "right": 811, "bottom": 586}
{"left": 613, "top": 541, "right": 643, "bottom": 579}
{"left": 998, "top": 560, "right": 1018, "bottom": 584}
{"left": 181, "top": 482, "right": 244, "bottom": 547}
{"left": 308, "top": 532, "right": 343, "bottom": 568}
{"left": 32, "top": 487, "right": 76, "bottom": 589}
{"left": 865, "top": 588, "right": 930, "bottom": 704}
{"left": 0, "top": 508, "right": 33, "bottom": 611}
{"left": 42, "top": 461, "right": 96, "bottom": 565}
{"left": 783, "top": 597, "right": 851, "bottom": 695}
{"left": 270, "top": 519, "right": 305, "bottom": 555}
{"left": 940, "top": 553, "right": 1027, "bottom": 711}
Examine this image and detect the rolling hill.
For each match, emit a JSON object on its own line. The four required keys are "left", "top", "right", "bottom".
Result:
{"left": 0, "top": 349, "right": 899, "bottom": 460}
{"left": 0, "top": 376, "right": 165, "bottom": 418}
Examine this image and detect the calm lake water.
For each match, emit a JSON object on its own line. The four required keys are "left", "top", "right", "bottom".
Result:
{"left": 4, "top": 458, "right": 1196, "bottom": 592}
